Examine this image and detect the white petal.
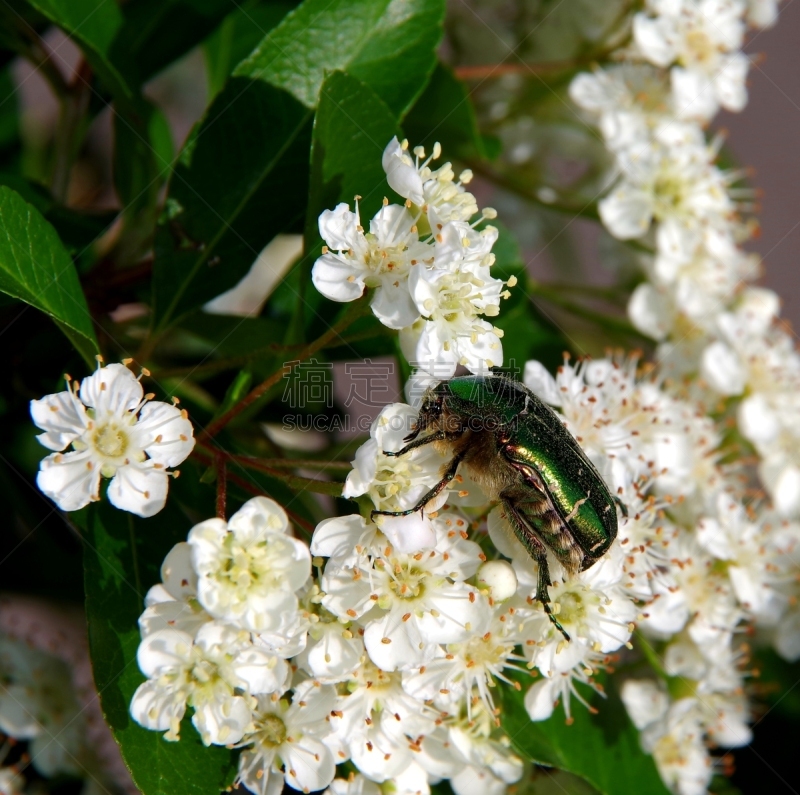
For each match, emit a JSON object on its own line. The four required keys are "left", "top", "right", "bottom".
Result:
{"left": 36, "top": 450, "right": 99, "bottom": 511}
{"left": 193, "top": 694, "right": 251, "bottom": 745}
{"left": 161, "top": 542, "right": 198, "bottom": 600}
{"left": 363, "top": 612, "right": 433, "bottom": 671}
{"left": 131, "top": 401, "right": 195, "bottom": 467}
{"left": 671, "top": 67, "right": 718, "bottom": 120}
{"left": 107, "top": 463, "right": 169, "bottom": 517}
{"left": 130, "top": 678, "right": 186, "bottom": 733}
{"left": 414, "top": 322, "right": 459, "bottom": 378}
{"left": 138, "top": 600, "right": 210, "bottom": 638}
{"left": 371, "top": 280, "right": 419, "bottom": 330}
{"left": 136, "top": 628, "right": 193, "bottom": 677}
{"left": 231, "top": 648, "right": 289, "bottom": 695}
{"left": 283, "top": 738, "right": 336, "bottom": 793}
{"left": 633, "top": 14, "right": 676, "bottom": 67}
{"left": 79, "top": 363, "right": 142, "bottom": 414}
{"left": 416, "top": 584, "right": 491, "bottom": 643}
{"left": 714, "top": 53, "right": 749, "bottom": 112}
{"left": 700, "top": 341, "right": 745, "bottom": 396}
{"left": 383, "top": 137, "right": 424, "bottom": 205}
{"left": 312, "top": 253, "right": 366, "bottom": 302}
{"left": 228, "top": 496, "right": 290, "bottom": 537}
{"left": 524, "top": 678, "right": 559, "bottom": 721}
{"left": 620, "top": 679, "right": 669, "bottom": 730}
{"left": 451, "top": 766, "right": 506, "bottom": 795}
{"left": 773, "top": 465, "right": 800, "bottom": 517}
{"left": 30, "top": 390, "right": 88, "bottom": 451}
{"left": 523, "top": 361, "right": 561, "bottom": 406}
{"left": 738, "top": 394, "right": 779, "bottom": 447}
{"left": 598, "top": 185, "right": 653, "bottom": 239}
{"left": 373, "top": 512, "right": 437, "bottom": 553}
{"left": 774, "top": 611, "right": 800, "bottom": 661}
{"left": 310, "top": 514, "right": 369, "bottom": 560}
{"left": 319, "top": 203, "right": 359, "bottom": 251}
{"left": 628, "top": 283, "right": 673, "bottom": 341}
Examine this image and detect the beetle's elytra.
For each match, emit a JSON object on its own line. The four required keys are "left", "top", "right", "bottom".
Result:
{"left": 371, "top": 374, "right": 624, "bottom": 640}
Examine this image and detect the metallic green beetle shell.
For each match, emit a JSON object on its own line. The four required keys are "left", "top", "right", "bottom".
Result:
{"left": 440, "top": 375, "right": 617, "bottom": 565}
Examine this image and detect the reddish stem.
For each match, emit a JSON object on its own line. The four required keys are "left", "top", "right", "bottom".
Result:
{"left": 215, "top": 454, "right": 227, "bottom": 520}
{"left": 198, "top": 297, "right": 369, "bottom": 442}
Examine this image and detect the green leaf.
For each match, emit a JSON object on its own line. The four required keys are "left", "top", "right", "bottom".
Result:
{"left": 305, "top": 71, "right": 399, "bottom": 250}
{"left": 151, "top": 0, "right": 445, "bottom": 333}
{"left": 501, "top": 674, "right": 670, "bottom": 795}
{"left": 403, "top": 62, "right": 486, "bottom": 160}
{"left": 0, "top": 173, "right": 116, "bottom": 252}
{"left": 114, "top": 0, "right": 248, "bottom": 86}
{"left": 81, "top": 500, "right": 239, "bottom": 795}
{"left": 0, "top": 185, "right": 97, "bottom": 363}
{"left": 234, "top": 0, "right": 443, "bottom": 115}
{"left": 203, "top": 1, "right": 296, "bottom": 100}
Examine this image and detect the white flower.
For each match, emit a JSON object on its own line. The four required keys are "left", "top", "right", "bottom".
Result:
{"left": 237, "top": 680, "right": 337, "bottom": 795}
{"left": 633, "top": 0, "right": 749, "bottom": 119}
{"left": 408, "top": 244, "right": 505, "bottom": 377}
{"left": 697, "top": 495, "right": 784, "bottom": 619}
{"left": 622, "top": 682, "right": 712, "bottom": 795}
{"left": 401, "top": 606, "right": 523, "bottom": 713}
{"left": 321, "top": 515, "right": 490, "bottom": 671}
{"left": 569, "top": 64, "right": 674, "bottom": 150}
{"left": 0, "top": 636, "right": 87, "bottom": 778}
{"left": 329, "top": 659, "right": 433, "bottom": 777}
{"left": 130, "top": 622, "right": 288, "bottom": 745}
{"left": 312, "top": 200, "right": 428, "bottom": 329}
{"left": 382, "top": 137, "right": 479, "bottom": 227}
{"left": 342, "top": 403, "right": 450, "bottom": 552}
{"left": 30, "top": 362, "right": 194, "bottom": 516}
{"left": 138, "top": 542, "right": 211, "bottom": 637}
{"left": 188, "top": 496, "right": 311, "bottom": 633}
{"left": 746, "top": 0, "right": 780, "bottom": 27}
{"left": 598, "top": 125, "right": 732, "bottom": 242}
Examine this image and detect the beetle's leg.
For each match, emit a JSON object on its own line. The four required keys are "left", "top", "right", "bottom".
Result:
{"left": 384, "top": 428, "right": 465, "bottom": 457}
{"left": 500, "top": 491, "right": 570, "bottom": 642}
{"left": 370, "top": 450, "right": 466, "bottom": 520}
{"left": 613, "top": 494, "right": 629, "bottom": 518}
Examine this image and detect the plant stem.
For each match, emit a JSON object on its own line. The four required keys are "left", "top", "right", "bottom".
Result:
{"left": 529, "top": 281, "right": 648, "bottom": 340}
{"left": 469, "top": 160, "right": 602, "bottom": 221}
{"left": 215, "top": 454, "right": 227, "bottom": 519}
{"left": 51, "top": 59, "right": 93, "bottom": 203}
{"left": 199, "top": 296, "right": 371, "bottom": 441}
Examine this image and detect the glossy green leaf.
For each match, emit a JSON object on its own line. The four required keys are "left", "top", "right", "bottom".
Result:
{"left": 305, "top": 71, "right": 399, "bottom": 250}
{"left": 81, "top": 500, "right": 239, "bottom": 795}
{"left": 501, "top": 674, "right": 670, "bottom": 795}
{"left": 151, "top": 0, "right": 445, "bottom": 332}
{"left": 0, "top": 186, "right": 97, "bottom": 363}
{"left": 204, "top": 1, "right": 296, "bottom": 99}
{"left": 0, "top": 174, "right": 116, "bottom": 252}
{"left": 115, "top": 0, "right": 245, "bottom": 86}
{"left": 403, "top": 62, "right": 486, "bottom": 160}
{"left": 234, "top": 0, "right": 443, "bottom": 115}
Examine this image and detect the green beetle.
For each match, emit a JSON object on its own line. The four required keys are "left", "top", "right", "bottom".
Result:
{"left": 371, "top": 373, "right": 624, "bottom": 640}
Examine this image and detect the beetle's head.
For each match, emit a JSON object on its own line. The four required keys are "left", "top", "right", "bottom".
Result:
{"left": 405, "top": 383, "right": 446, "bottom": 442}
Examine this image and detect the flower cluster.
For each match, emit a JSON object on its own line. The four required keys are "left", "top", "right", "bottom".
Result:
{"left": 571, "top": 1, "right": 800, "bottom": 521}
{"left": 312, "top": 138, "right": 513, "bottom": 378}
{"left": 565, "top": 3, "right": 800, "bottom": 789}
{"left": 0, "top": 633, "right": 107, "bottom": 795}
{"left": 30, "top": 360, "right": 195, "bottom": 517}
